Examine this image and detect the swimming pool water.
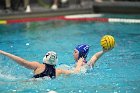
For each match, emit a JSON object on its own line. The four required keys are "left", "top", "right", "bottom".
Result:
{"left": 0, "top": 18, "right": 140, "bottom": 93}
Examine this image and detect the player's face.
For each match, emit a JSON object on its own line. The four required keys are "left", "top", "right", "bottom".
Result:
{"left": 73, "top": 49, "right": 79, "bottom": 61}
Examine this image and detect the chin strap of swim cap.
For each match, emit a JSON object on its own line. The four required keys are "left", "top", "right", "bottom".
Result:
{"left": 76, "top": 44, "right": 89, "bottom": 59}
{"left": 43, "top": 51, "right": 58, "bottom": 65}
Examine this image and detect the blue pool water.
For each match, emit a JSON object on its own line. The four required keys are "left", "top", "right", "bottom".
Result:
{"left": 0, "top": 18, "right": 140, "bottom": 93}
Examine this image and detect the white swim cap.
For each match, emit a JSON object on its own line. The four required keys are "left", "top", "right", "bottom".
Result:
{"left": 43, "top": 51, "right": 58, "bottom": 65}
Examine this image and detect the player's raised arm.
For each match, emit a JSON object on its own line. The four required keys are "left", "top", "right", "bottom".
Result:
{"left": 0, "top": 50, "right": 40, "bottom": 70}
{"left": 88, "top": 35, "right": 115, "bottom": 67}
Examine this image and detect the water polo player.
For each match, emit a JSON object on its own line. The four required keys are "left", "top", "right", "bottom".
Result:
{"left": 73, "top": 44, "right": 112, "bottom": 69}
{"left": 0, "top": 50, "right": 83, "bottom": 79}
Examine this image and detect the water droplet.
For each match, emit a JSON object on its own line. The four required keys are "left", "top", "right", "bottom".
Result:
{"left": 26, "top": 43, "right": 30, "bottom": 46}
{"left": 48, "top": 90, "right": 57, "bottom": 93}
{"left": 79, "top": 90, "right": 82, "bottom": 92}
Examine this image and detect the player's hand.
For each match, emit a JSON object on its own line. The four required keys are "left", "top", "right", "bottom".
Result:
{"left": 0, "top": 50, "right": 2, "bottom": 54}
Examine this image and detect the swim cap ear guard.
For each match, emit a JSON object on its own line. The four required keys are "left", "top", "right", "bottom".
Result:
{"left": 43, "top": 51, "right": 58, "bottom": 65}
{"left": 76, "top": 44, "right": 89, "bottom": 59}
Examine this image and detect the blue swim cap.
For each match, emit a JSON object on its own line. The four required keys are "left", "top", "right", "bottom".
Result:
{"left": 76, "top": 44, "right": 89, "bottom": 59}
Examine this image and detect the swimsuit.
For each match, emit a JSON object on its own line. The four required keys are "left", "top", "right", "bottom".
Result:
{"left": 33, "top": 63, "right": 56, "bottom": 79}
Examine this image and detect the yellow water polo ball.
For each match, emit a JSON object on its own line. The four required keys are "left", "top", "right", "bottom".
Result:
{"left": 100, "top": 35, "right": 115, "bottom": 50}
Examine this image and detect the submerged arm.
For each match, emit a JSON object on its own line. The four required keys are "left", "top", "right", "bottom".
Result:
{"left": 0, "top": 50, "right": 40, "bottom": 70}
{"left": 56, "top": 58, "right": 84, "bottom": 76}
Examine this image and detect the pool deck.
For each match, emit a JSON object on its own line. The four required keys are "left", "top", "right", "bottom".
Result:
{"left": 0, "top": 0, "right": 93, "bottom": 20}
{"left": 0, "top": 8, "right": 93, "bottom": 20}
{"left": 0, "top": 1, "right": 140, "bottom": 20}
